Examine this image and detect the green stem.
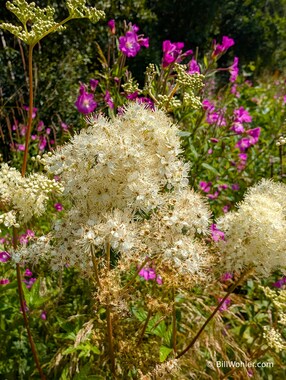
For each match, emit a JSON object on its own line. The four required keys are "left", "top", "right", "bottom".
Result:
{"left": 172, "top": 288, "right": 177, "bottom": 353}
{"left": 21, "top": 43, "right": 34, "bottom": 176}
{"left": 176, "top": 268, "right": 253, "bottom": 359}
{"left": 137, "top": 310, "right": 152, "bottom": 346}
{"left": 105, "top": 242, "right": 115, "bottom": 375}
{"left": 13, "top": 229, "right": 46, "bottom": 380}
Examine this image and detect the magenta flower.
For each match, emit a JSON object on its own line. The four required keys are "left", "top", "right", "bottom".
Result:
{"left": 210, "top": 224, "right": 225, "bottom": 241}
{"left": 208, "top": 191, "right": 219, "bottom": 200}
{"left": 0, "top": 279, "right": 10, "bottom": 285}
{"left": 222, "top": 205, "right": 230, "bottom": 213}
{"left": 220, "top": 272, "right": 233, "bottom": 282}
{"left": 138, "top": 265, "right": 162, "bottom": 285}
{"left": 119, "top": 31, "right": 140, "bottom": 57}
{"left": 16, "top": 144, "right": 25, "bottom": 151}
{"left": 246, "top": 127, "right": 261, "bottom": 144}
{"left": 40, "top": 311, "right": 47, "bottom": 320}
{"left": 272, "top": 276, "right": 286, "bottom": 288}
{"left": 90, "top": 79, "right": 99, "bottom": 92}
{"left": 236, "top": 137, "right": 252, "bottom": 152}
{"left": 218, "top": 297, "right": 231, "bottom": 312}
{"left": 24, "top": 268, "right": 33, "bottom": 277}
{"left": 37, "top": 120, "right": 44, "bottom": 131}
{"left": 119, "top": 24, "right": 149, "bottom": 58}
{"left": 199, "top": 181, "right": 212, "bottom": 193}
{"left": 23, "top": 105, "right": 38, "bottom": 119}
{"left": 54, "top": 203, "right": 63, "bottom": 212}
{"left": 104, "top": 90, "right": 114, "bottom": 109}
{"left": 234, "top": 107, "right": 252, "bottom": 123}
{"left": 136, "top": 97, "right": 155, "bottom": 110}
{"left": 107, "top": 19, "right": 116, "bottom": 34}
{"left": 23, "top": 277, "right": 37, "bottom": 289}
{"left": 229, "top": 56, "right": 239, "bottom": 82}
{"left": 218, "top": 184, "right": 228, "bottom": 191}
{"left": 231, "top": 183, "right": 240, "bottom": 191}
{"left": 206, "top": 112, "right": 226, "bottom": 126}
{"left": 202, "top": 99, "right": 215, "bottom": 112}
{"left": 75, "top": 85, "right": 97, "bottom": 114}
{"left": 126, "top": 91, "right": 139, "bottom": 100}
{"left": 20, "top": 229, "right": 35, "bottom": 245}
{"left": 162, "top": 40, "right": 191, "bottom": 68}
{"left": 231, "top": 122, "right": 245, "bottom": 134}
{"left": 38, "top": 135, "right": 47, "bottom": 151}
{"left": 61, "top": 122, "right": 69, "bottom": 131}
{"left": 0, "top": 251, "right": 11, "bottom": 262}
{"left": 210, "top": 138, "right": 219, "bottom": 143}
{"left": 212, "top": 36, "right": 235, "bottom": 57}
{"left": 187, "top": 58, "right": 200, "bottom": 74}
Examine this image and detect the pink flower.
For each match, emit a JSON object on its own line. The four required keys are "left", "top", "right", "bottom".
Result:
{"left": 212, "top": 36, "right": 235, "bottom": 57}
{"left": 38, "top": 135, "right": 47, "bottom": 151}
{"left": 139, "top": 266, "right": 162, "bottom": 285}
{"left": 61, "top": 122, "right": 69, "bottom": 131}
{"left": 16, "top": 144, "right": 25, "bottom": 151}
{"left": 104, "top": 90, "right": 114, "bottom": 109}
{"left": 206, "top": 112, "right": 226, "bottom": 126}
{"left": 208, "top": 191, "right": 219, "bottom": 200}
{"left": 0, "top": 279, "right": 10, "bottom": 285}
{"left": 40, "top": 311, "right": 47, "bottom": 320}
{"left": 0, "top": 251, "right": 11, "bottom": 262}
{"left": 231, "top": 122, "right": 245, "bottom": 134}
{"left": 75, "top": 85, "right": 97, "bottom": 114}
{"left": 107, "top": 19, "right": 116, "bottom": 34}
{"left": 218, "top": 297, "right": 231, "bottom": 312}
{"left": 234, "top": 107, "right": 252, "bottom": 123}
{"left": 229, "top": 56, "right": 239, "bottom": 82}
{"left": 202, "top": 99, "right": 215, "bottom": 112}
{"left": 19, "top": 229, "right": 35, "bottom": 244}
{"left": 210, "top": 224, "right": 225, "bottom": 241}
{"left": 136, "top": 97, "right": 155, "bottom": 110}
{"left": 246, "top": 127, "right": 261, "bottom": 144}
{"left": 24, "top": 269, "right": 33, "bottom": 277}
{"left": 126, "top": 91, "right": 139, "bottom": 100}
{"left": 162, "top": 40, "right": 191, "bottom": 68}
{"left": 90, "top": 79, "right": 99, "bottom": 92}
{"left": 222, "top": 205, "right": 230, "bottom": 213}
{"left": 119, "top": 24, "right": 149, "bottom": 58}
{"left": 272, "top": 276, "right": 286, "bottom": 288}
{"left": 210, "top": 138, "right": 219, "bottom": 143}
{"left": 187, "top": 58, "right": 200, "bottom": 74}
{"left": 23, "top": 277, "right": 37, "bottom": 289}
{"left": 23, "top": 105, "right": 38, "bottom": 119}
{"left": 37, "top": 121, "right": 44, "bottom": 131}
{"left": 199, "top": 181, "right": 212, "bottom": 193}
{"left": 236, "top": 137, "right": 252, "bottom": 152}
{"left": 220, "top": 272, "right": 233, "bottom": 282}
{"left": 232, "top": 183, "right": 240, "bottom": 191}
{"left": 54, "top": 203, "right": 63, "bottom": 212}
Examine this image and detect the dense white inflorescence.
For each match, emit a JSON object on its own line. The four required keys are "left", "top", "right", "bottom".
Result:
{"left": 0, "top": 163, "right": 63, "bottom": 229}
{"left": 24, "top": 104, "right": 211, "bottom": 275}
{"left": 217, "top": 179, "right": 286, "bottom": 276}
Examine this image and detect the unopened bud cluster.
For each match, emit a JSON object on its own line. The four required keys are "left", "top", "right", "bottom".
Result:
{"left": 0, "top": 0, "right": 104, "bottom": 45}
{"left": 276, "top": 135, "right": 286, "bottom": 146}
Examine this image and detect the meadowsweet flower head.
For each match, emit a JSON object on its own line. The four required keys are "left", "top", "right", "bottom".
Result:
{"left": 25, "top": 104, "right": 212, "bottom": 278}
{"left": 217, "top": 179, "right": 286, "bottom": 276}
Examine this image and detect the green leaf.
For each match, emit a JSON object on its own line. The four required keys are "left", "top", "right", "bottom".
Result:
{"left": 201, "top": 162, "right": 219, "bottom": 175}
{"left": 132, "top": 307, "right": 148, "bottom": 322}
{"left": 159, "top": 346, "right": 173, "bottom": 362}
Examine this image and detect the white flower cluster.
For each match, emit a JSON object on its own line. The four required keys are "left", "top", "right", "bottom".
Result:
{"left": 0, "top": 163, "right": 63, "bottom": 228}
{"left": 32, "top": 104, "right": 211, "bottom": 275}
{"left": 217, "top": 179, "right": 286, "bottom": 276}
{"left": 263, "top": 327, "right": 286, "bottom": 352}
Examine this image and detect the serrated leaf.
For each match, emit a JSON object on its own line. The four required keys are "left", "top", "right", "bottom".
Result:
{"left": 159, "top": 346, "right": 173, "bottom": 362}
{"left": 132, "top": 307, "right": 148, "bottom": 322}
